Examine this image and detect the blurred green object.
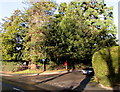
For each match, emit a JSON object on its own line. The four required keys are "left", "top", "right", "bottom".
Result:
{"left": 92, "top": 46, "right": 120, "bottom": 87}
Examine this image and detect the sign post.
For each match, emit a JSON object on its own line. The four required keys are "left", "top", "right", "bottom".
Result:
{"left": 64, "top": 62, "right": 68, "bottom": 70}
{"left": 42, "top": 59, "right": 46, "bottom": 71}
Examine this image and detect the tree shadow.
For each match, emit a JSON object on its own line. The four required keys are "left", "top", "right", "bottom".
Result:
{"left": 98, "top": 47, "right": 120, "bottom": 91}
{"left": 72, "top": 47, "right": 120, "bottom": 92}
{"left": 73, "top": 75, "right": 93, "bottom": 91}
{"left": 34, "top": 72, "right": 70, "bottom": 85}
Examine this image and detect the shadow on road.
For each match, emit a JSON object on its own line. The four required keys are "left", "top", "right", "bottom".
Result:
{"left": 2, "top": 78, "right": 50, "bottom": 91}
{"left": 34, "top": 72, "right": 70, "bottom": 85}
{"left": 73, "top": 75, "right": 93, "bottom": 91}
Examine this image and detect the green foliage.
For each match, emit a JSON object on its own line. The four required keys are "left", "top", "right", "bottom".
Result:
{"left": 22, "top": 1, "right": 57, "bottom": 63}
{"left": 44, "top": 1, "right": 117, "bottom": 65}
{"left": 0, "top": 0, "right": 118, "bottom": 69}
{"left": 0, "top": 33, "right": 2, "bottom": 61}
{"left": 92, "top": 46, "right": 120, "bottom": 87}
{"left": 1, "top": 10, "right": 24, "bottom": 61}
{"left": 2, "top": 61, "right": 22, "bottom": 72}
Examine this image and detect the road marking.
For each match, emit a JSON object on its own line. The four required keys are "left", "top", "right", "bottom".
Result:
{"left": 13, "top": 87, "right": 24, "bottom": 92}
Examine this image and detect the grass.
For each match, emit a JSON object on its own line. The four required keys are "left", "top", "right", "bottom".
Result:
{"left": 15, "top": 69, "right": 42, "bottom": 74}
{"left": 2, "top": 61, "right": 21, "bottom": 72}
{"left": 15, "top": 69, "right": 67, "bottom": 74}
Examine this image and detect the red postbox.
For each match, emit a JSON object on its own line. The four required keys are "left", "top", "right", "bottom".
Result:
{"left": 64, "top": 62, "right": 67, "bottom": 66}
{"left": 64, "top": 62, "right": 68, "bottom": 70}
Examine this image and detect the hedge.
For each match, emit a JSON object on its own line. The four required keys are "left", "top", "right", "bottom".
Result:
{"left": 2, "top": 61, "right": 22, "bottom": 72}
{"left": 92, "top": 46, "right": 120, "bottom": 87}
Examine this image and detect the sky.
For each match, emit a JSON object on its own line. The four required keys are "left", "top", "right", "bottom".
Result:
{"left": 0, "top": 0, "right": 119, "bottom": 29}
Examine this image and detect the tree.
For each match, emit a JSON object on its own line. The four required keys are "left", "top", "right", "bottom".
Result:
{"left": 22, "top": 1, "right": 57, "bottom": 65}
{"left": 78, "top": 1, "right": 117, "bottom": 62}
{"left": 1, "top": 10, "right": 24, "bottom": 61}
{"left": 44, "top": 1, "right": 117, "bottom": 67}
{"left": 0, "top": 1, "right": 117, "bottom": 71}
{"left": 0, "top": 33, "right": 2, "bottom": 61}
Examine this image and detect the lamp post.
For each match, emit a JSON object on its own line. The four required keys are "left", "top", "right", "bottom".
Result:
{"left": 42, "top": 59, "right": 46, "bottom": 71}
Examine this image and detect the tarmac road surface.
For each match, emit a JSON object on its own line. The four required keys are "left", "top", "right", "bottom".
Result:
{"left": 1, "top": 71, "right": 114, "bottom": 92}
{"left": 1, "top": 78, "right": 50, "bottom": 92}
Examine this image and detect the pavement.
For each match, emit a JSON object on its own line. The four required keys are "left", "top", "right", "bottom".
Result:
{"left": 0, "top": 69, "right": 68, "bottom": 76}
{"left": 1, "top": 70, "right": 120, "bottom": 91}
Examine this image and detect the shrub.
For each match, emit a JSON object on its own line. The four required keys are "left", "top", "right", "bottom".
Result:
{"left": 92, "top": 46, "right": 120, "bottom": 87}
{"left": 2, "top": 61, "right": 22, "bottom": 72}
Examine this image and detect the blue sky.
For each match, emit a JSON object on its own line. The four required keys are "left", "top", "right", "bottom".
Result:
{"left": 0, "top": 0, "right": 119, "bottom": 29}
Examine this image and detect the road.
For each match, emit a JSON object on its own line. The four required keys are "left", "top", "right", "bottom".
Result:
{"left": 1, "top": 77, "right": 50, "bottom": 92}
{"left": 0, "top": 71, "right": 107, "bottom": 91}
{"left": 0, "top": 71, "right": 85, "bottom": 91}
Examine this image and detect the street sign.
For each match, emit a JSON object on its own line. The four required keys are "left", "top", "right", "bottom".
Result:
{"left": 42, "top": 59, "right": 45, "bottom": 62}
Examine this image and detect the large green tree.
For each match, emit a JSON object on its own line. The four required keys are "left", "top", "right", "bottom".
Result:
{"left": 1, "top": 10, "right": 24, "bottom": 61}
{"left": 44, "top": 1, "right": 117, "bottom": 66}
{"left": 0, "top": 1, "right": 117, "bottom": 70}
{"left": 22, "top": 1, "right": 57, "bottom": 64}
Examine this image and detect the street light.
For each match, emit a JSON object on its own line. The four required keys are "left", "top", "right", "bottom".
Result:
{"left": 42, "top": 59, "right": 46, "bottom": 71}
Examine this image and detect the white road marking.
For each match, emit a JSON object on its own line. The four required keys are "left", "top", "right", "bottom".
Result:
{"left": 13, "top": 87, "right": 24, "bottom": 92}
